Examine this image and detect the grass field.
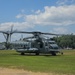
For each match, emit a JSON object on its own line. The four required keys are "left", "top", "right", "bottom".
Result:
{"left": 0, "top": 50, "right": 75, "bottom": 75}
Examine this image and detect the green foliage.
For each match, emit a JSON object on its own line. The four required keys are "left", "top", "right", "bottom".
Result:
{"left": 0, "top": 50, "right": 75, "bottom": 75}
{"left": 53, "top": 35, "right": 75, "bottom": 49}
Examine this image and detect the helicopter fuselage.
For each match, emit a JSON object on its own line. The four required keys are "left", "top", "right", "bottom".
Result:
{"left": 11, "top": 38, "right": 61, "bottom": 56}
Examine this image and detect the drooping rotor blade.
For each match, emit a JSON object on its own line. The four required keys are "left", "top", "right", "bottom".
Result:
{"left": 41, "top": 32, "right": 58, "bottom": 35}
{"left": 24, "top": 36, "right": 35, "bottom": 39}
{"left": 0, "top": 30, "right": 66, "bottom": 36}
{"left": 0, "top": 26, "right": 16, "bottom": 43}
{"left": 13, "top": 31, "right": 33, "bottom": 34}
{"left": 14, "top": 31, "right": 48, "bottom": 34}
{"left": 40, "top": 32, "right": 67, "bottom": 36}
{"left": 0, "top": 31, "right": 9, "bottom": 34}
{"left": 0, "top": 30, "right": 12, "bottom": 34}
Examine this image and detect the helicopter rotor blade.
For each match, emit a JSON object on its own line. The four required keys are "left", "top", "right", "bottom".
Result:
{"left": 0, "top": 31, "right": 9, "bottom": 34}
{"left": 13, "top": 31, "right": 32, "bottom": 34}
{"left": 24, "top": 36, "right": 35, "bottom": 39}
{"left": 41, "top": 32, "right": 57, "bottom": 35}
{"left": 13, "top": 31, "right": 61, "bottom": 36}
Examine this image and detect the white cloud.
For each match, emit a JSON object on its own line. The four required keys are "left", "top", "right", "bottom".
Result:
{"left": 16, "top": 14, "right": 25, "bottom": 19}
{"left": 35, "top": 10, "right": 41, "bottom": 14}
{"left": 1, "top": 4, "right": 75, "bottom": 32}
{"left": 56, "top": 0, "right": 75, "bottom": 5}
{"left": 25, "top": 5, "right": 75, "bottom": 26}
{"left": 0, "top": 22, "right": 34, "bottom": 31}
{"left": 51, "top": 27, "right": 68, "bottom": 34}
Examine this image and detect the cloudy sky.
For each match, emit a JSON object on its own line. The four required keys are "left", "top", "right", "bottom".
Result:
{"left": 0, "top": 0, "right": 75, "bottom": 42}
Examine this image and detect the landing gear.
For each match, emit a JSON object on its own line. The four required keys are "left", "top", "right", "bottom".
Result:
{"left": 35, "top": 52, "right": 39, "bottom": 55}
{"left": 61, "top": 52, "right": 63, "bottom": 55}
{"left": 21, "top": 52, "right": 25, "bottom": 55}
{"left": 51, "top": 51, "right": 56, "bottom": 56}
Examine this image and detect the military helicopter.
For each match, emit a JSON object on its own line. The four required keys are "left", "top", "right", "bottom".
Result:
{"left": 0, "top": 27, "right": 62, "bottom": 56}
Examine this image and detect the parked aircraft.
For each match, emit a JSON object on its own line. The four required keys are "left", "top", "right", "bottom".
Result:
{"left": 0, "top": 27, "right": 63, "bottom": 56}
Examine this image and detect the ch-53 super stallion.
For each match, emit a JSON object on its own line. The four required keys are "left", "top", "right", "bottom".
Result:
{"left": 0, "top": 27, "right": 63, "bottom": 56}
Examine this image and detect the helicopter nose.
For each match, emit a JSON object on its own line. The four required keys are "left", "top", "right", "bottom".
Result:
{"left": 50, "top": 44, "right": 59, "bottom": 49}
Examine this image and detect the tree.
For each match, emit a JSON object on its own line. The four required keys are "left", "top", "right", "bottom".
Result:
{"left": 53, "top": 34, "right": 75, "bottom": 49}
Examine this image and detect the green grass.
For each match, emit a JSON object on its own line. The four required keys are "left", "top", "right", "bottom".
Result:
{"left": 0, "top": 50, "right": 75, "bottom": 74}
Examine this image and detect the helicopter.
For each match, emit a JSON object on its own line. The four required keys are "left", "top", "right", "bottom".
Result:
{"left": 0, "top": 27, "right": 63, "bottom": 56}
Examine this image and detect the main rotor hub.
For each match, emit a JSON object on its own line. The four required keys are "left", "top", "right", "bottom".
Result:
{"left": 32, "top": 32, "right": 42, "bottom": 36}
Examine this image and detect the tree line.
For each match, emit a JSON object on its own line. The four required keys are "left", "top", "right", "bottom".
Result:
{"left": 53, "top": 34, "right": 75, "bottom": 49}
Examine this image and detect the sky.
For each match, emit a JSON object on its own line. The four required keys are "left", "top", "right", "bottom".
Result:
{"left": 0, "top": 0, "right": 75, "bottom": 42}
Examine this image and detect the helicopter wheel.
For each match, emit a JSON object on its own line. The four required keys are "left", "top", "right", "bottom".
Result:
{"left": 35, "top": 52, "right": 39, "bottom": 55}
{"left": 21, "top": 52, "right": 25, "bottom": 55}
{"left": 51, "top": 51, "right": 56, "bottom": 56}
{"left": 61, "top": 52, "right": 63, "bottom": 55}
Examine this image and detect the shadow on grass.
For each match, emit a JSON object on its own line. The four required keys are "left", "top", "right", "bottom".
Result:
{"left": 13, "top": 53, "right": 61, "bottom": 57}
{"left": 0, "top": 52, "right": 61, "bottom": 57}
